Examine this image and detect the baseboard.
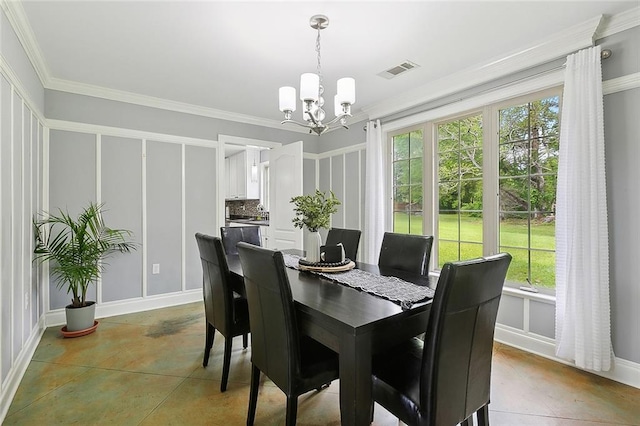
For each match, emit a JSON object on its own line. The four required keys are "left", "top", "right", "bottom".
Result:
{"left": 0, "top": 316, "right": 47, "bottom": 423}
{"left": 45, "top": 290, "right": 203, "bottom": 327}
{"left": 495, "top": 324, "right": 640, "bottom": 389}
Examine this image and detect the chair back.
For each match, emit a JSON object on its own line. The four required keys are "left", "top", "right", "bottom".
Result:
{"left": 378, "top": 232, "right": 434, "bottom": 275}
{"left": 195, "top": 233, "right": 235, "bottom": 336}
{"left": 325, "top": 227, "right": 362, "bottom": 261}
{"left": 421, "top": 253, "right": 512, "bottom": 425}
{"left": 220, "top": 226, "right": 261, "bottom": 255}
{"left": 236, "top": 242, "right": 301, "bottom": 390}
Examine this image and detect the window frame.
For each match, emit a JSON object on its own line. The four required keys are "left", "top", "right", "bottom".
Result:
{"left": 385, "top": 86, "right": 563, "bottom": 294}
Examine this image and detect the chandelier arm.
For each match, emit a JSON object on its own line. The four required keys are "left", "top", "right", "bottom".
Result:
{"left": 323, "top": 112, "right": 352, "bottom": 127}
{"left": 281, "top": 118, "right": 317, "bottom": 129}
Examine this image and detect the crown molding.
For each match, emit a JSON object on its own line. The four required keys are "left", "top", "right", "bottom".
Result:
{"left": 47, "top": 76, "right": 302, "bottom": 132}
{"left": 0, "top": 0, "right": 51, "bottom": 86}
{"left": 363, "top": 15, "right": 603, "bottom": 120}
{"left": 595, "top": 6, "right": 640, "bottom": 39}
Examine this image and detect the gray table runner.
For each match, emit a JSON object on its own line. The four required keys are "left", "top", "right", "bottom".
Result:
{"left": 282, "top": 253, "right": 434, "bottom": 309}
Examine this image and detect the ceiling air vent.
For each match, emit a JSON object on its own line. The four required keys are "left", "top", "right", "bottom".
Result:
{"left": 378, "top": 60, "right": 420, "bottom": 79}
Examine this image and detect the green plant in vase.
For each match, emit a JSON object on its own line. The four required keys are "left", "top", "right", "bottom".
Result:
{"left": 290, "top": 190, "right": 340, "bottom": 262}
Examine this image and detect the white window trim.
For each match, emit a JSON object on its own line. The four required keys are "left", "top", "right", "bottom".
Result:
{"left": 384, "top": 73, "right": 564, "bottom": 295}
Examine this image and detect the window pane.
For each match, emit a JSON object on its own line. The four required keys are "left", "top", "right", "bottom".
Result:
{"left": 393, "top": 211, "right": 410, "bottom": 234}
{"left": 438, "top": 240, "right": 458, "bottom": 268}
{"left": 409, "top": 184, "right": 423, "bottom": 210}
{"left": 499, "top": 104, "right": 529, "bottom": 144}
{"left": 409, "top": 130, "right": 423, "bottom": 158}
{"left": 460, "top": 179, "right": 482, "bottom": 211}
{"left": 502, "top": 247, "right": 530, "bottom": 285}
{"left": 460, "top": 148, "right": 482, "bottom": 179}
{"left": 393, "top": 134, "right": 409, "bottom": 161}
{"left": 460, "top": 116, "right": 482, "bottom": 149}
{"left": 439, "top": 182, "right": 459, "bottom": 211}
{"left": 438, "top": 122, "right": 459, "bottom": 151}
{"left": 531, "top": 215, "right": 555, "bottom": 250}
{"left": 530, "top": 250, "right": 555, "bottom": 288}
{"left": 499, "top": 176, "right": 529, "bottom": 212}
{"left": 438, "top": 213, "right": 459, "bottom": 241}
{"left": 460, "top": 212, "right": 482, "bottom": 244}
{"left": 499, "top": 213, "right": 528, "bottom": 249}
{"left": 409, "top": 211, "right": 423, "bottom": 235}
{"left": 499, "top": 141, "right": 529, "bottom": 177}
{"left": 393, "top": 159, "right": 409, "bottom": 187}
{"left": 438, "top": 151, "right": 459, "bottom": 181}
{"left": 394, "top": 185, "right": 409, "bottom": 209}
{"left": 410, "top": 158, "right": 423, "bottom": 184}
{"left": 530, "top": 97, "right": 560, "bottom": 137}
{"left": 460, "top": 242, "right": 483, "bottom": 260}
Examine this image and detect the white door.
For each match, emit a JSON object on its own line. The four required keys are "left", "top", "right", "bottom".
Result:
{"left": 268, "top": 141, "right": 303, "bottom": 250}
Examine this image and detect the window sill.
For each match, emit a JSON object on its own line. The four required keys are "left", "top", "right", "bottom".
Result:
{"left": 502, "top": 286, "right": 556, "bottom": 303}
{"left": 429, "top": 272, "right": 556, "bottom": 303}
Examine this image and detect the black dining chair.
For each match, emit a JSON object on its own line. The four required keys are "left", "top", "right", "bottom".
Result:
{"left": 220, "top": 225, "right": 261, "bottom": 256}
{"left": 325, "top": 227, "right": 362, "bottom": 261}
{"left": 236, "top": 242, "right": 339, "bottom": 426}
{"left": 370, "top": 253, "right": 512, "bottom": 426}
{"left": 378, "top": 232, "right": 434, "bottom": 275}
{"left": 195, "top": 233, "right": 250, "bottom": 392}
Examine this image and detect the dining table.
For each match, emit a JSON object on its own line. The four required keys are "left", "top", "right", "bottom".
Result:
{"left": 226, "top": 249, "right": 436, "bottom": 426}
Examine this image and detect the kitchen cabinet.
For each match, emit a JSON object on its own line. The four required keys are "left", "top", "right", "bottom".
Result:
{"left": 226, "top": 148, "right": 260, "bottom": 199}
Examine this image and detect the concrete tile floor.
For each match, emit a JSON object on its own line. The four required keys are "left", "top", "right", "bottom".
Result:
{"left": 4, "top": 302, "right": 639, "bottom": 425}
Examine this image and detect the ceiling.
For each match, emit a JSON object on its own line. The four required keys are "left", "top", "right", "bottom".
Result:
{"left": 15, "top": 1, "right": 638, "bottom": 127}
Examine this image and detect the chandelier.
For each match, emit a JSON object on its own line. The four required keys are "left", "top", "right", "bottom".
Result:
{"left": 278, "top": 15, "right": 355, "bottom": 136}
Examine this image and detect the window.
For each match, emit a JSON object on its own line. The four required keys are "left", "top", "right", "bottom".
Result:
{"left": 391, "top": 129, "right": 423, "bottom": 235}
{"left": 498, "top": 96, "right": 560, "bottom": 289}
{"left": 388, "top": 89, "right": 561, "bottom": 290}
{"left": 437, "top": 114, "right": 483, "bottom": 267}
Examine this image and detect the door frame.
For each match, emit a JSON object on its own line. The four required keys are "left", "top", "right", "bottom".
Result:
{"left": 217, "top": 135, "right": 282, "bottom": 236}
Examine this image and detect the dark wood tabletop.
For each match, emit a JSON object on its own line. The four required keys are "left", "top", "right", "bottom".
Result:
{"left": 227, "top": 250, "right": 436, "bottom": 426}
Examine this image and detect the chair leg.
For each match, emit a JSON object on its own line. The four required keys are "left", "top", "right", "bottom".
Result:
{"left": 477, "top": 404, "right": 489, "bottom": 426}
{"left": 203, "top": 322, "right": 215, "bottom": 367}
{"left": 220, "top": 336, "right": 233, "bottom": 392}
{"left": 285, "top": 395, "right": 298, "bottom": 426}
{"left": 243, "top": 333, "right": 248, "bottom": 349}
{"left": 247, "top": 365, "right": 260, "bottom": 426}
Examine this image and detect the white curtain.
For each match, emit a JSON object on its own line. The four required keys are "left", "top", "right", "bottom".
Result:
{"left": 363, "top": 119, "right": 385, "bottom": 264}
{"left": 555, "top": 45, "right": 612, "bottom": 371}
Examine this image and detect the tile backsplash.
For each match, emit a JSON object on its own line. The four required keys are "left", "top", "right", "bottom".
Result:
{"left": 226, "top": 199, "right": 269, "bottom": 219}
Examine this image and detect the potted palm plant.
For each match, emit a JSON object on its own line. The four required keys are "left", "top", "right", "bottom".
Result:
{"left": 290, "top": 189, "right": 340, "bottom": 263}
{"left": 33, "top": 202, "right": 136, "bottom": 334}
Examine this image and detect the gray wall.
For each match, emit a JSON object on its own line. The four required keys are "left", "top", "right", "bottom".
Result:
{"left": 45, "top": 90, "right": 321, "bottom": 152}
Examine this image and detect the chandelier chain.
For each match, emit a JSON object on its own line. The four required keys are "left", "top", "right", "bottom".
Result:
{"left": 316, "top": 27, "right": 323, "bottom": 101}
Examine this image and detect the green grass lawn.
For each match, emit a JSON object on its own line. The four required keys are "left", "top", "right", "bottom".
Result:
{"left": 393, "top": 212, "right": 556, "bottom": 288}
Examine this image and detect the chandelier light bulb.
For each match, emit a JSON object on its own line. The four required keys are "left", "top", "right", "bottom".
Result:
{"left": 337, "top": 78, "right": 356, "bottom": 105}
{"left": 279, "top": 87, "right": 296, "bottom": 112}
{"left": 300, "top": 73, "right": 319, "bottom": 101}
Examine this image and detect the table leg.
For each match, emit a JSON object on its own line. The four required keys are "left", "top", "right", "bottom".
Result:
{"left": 339, "top": 332, "right": 372, "bottom": 426}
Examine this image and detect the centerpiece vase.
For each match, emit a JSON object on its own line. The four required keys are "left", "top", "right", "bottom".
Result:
{"left": 305, "top": 230, "right": 322, "bottom": 263}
